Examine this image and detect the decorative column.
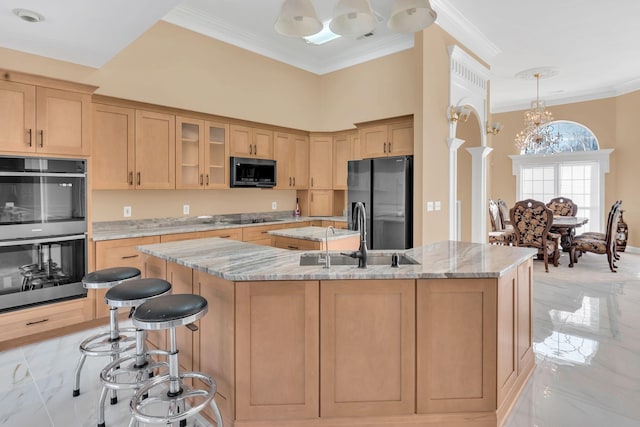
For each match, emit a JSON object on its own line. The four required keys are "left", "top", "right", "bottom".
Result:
{"left": 466, "top": 146, "right": 493, "bottom": 243}
{"left": 448, "top": 137, "right": 465, "bottom": 240}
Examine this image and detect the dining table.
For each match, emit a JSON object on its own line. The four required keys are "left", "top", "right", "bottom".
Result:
{"left": 551, "top": 216, "right": 589, "bottom": 251}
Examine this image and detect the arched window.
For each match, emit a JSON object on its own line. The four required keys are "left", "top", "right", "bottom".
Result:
{"left": 520, "top": 120, "right": 599, "bottom": 155}
{"left": 510, "top": 121, "right": 613, "bottom": 232}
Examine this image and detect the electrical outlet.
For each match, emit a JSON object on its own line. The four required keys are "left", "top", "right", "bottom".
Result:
{"left": 272, "top": 201, "right": 277, "bottom": 210}
{"left": 426, "top": 202, "right": 434, "bottom": 212}
{"left": 435, "top": 201, "right": 441, "bottom": 211}
{"left": 123, "top": 206, "right": 132, "bottom": 217}
{"left": 183, "top": 204, "right": 190, "bottom": 215}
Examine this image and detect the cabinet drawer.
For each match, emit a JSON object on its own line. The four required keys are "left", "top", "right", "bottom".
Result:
{"left": 273, "top": 236, "right": 320, "bottom": 251}
{"left": 95, "top": 236, "right": 160, "bottom": 270}
{"left": 0, "top": 298, "right": 92, "bottom": 342}
{"left": 242, "top": 224, "right": 285, "bottom": 242}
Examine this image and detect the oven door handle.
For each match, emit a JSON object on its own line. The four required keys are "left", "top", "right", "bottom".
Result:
{"left": 0, "top": 233, "right": 87, "bottom": 247}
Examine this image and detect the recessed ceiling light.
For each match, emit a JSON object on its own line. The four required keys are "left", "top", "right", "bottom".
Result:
{"left": 13, "top": 9, "right": 45, "bottom": 23}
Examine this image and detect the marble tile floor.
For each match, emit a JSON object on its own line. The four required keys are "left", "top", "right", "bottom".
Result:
{"left": 1, "top": 251, "right": 639, "bottom": 426}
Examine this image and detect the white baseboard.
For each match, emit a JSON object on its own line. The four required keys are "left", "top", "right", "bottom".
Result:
{"left": 622, "top": 245, "right": 639, "bottom": 254}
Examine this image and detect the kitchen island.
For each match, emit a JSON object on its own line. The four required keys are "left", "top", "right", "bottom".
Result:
{"left": 137, "top": 238, "right": 537, "bottom": 427}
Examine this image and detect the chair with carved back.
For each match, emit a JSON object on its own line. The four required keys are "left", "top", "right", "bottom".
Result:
{"left": 569, "top": 201, "right": 621, "bottom": 272}
{"left": 496, "top": 199, "right": 513, "bottom": 229}
{"left": 578, "top": 200, "right": 622, "bottom": 261}
{"left": 510, "top": 199, "right": 559, "bottom": 272}
{"left": 547, "top": 197, "right": 578, "bottom": 217}
{"left": 488, "top": 199, "right": 514, "bottom": 245}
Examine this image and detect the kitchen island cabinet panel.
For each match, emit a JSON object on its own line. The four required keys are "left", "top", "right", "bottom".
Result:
{"left": 235, "top": 281, "right": 319, "bottom": 421}
{"left": 416, "top": 278, "right": 497, "bottom": 413}
{"left": 167, "top": 262, "right": 196, "bottom": 372}
{"left": 517, "top": 259, "right": 534, "bottom": 376}
{"left": 497, "top": 266, "right": 517, "bottom": 404}
{"left": 321, "top": 280, "right": 415, "bottom": 418}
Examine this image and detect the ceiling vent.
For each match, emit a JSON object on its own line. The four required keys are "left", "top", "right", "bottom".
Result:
{"left": 13, "top": 9, "right": 44, "bottom": 23}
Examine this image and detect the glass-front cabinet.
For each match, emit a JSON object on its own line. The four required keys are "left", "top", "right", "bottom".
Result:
{"left": 176, "top": 117, "right": 229, "bottom": 189}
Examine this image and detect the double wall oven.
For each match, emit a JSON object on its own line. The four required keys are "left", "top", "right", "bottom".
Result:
{"left": 0, "top": 156, "right": 87, "bottom": 312}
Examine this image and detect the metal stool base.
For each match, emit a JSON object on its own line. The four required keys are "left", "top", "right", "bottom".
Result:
{"left": 129, "top": 371, "right": 223, "bottom": 427}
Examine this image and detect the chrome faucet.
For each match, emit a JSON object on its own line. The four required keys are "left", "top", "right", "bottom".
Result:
{"left": 348, "top": 202, "right": 368, "bottom": 268}
{"left": 321, "top": 226, "right": 336, "bottom": 269}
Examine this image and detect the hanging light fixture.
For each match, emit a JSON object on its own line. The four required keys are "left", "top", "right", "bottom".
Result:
{"left": 329, "top": 0, "right": 376, "bottom": 37}
{"left": 274, "top": 0, "right": 323, "bottom": 38}
{"left": 514, "top": 69, "right": 561, "bottom": 154}
{"left": 387, "top": 0, "right": 437, "bottom": 33}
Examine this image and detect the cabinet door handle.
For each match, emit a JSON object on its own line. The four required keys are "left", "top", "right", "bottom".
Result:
{"left": 311, "top": 177, "right": 314, "bottom": 187}
{"left": 254, "top": 144, "right": 257, "bottom": 155}
{"left": 289, "top": 177, "right": 292, "bottom": 186}
{"left": 293, "top": 177, "right": 296, "bottom": 187}
{"left": 388, "top": 141, "right": 392, "bottom": 152}
{"left": 28, "top": 129, "right": 32, "bottom": 147}
{"left": 137, "top": 172, "right": 141, "bottom": 186}
{"left": 206, "top": 174, "right": 209, "bottom": 185}
{"left": 220, "top": 235, "right": 231, "bottom": 238}
{"left": 384, "top": 142, "right": 387, "bottom": 153}
{"left": 39, "top": 130, "right": 44, "bottom": 147}
{"left": 128, "top": 172, "right": 133, "bottom": 185}
{"left": 200, "top": 174, "right": 204, "bottom": 185}
{"left": 287, "top": 245, "right": 299, "bottom": 250}
{"left": 121, "top": 254, "right": 139, "bottom": 259}
{"left": 26, "top": 318, "right": 49, "bottom": 326}
{"left": 249, "top": 145, "right": 253, "bottom": 155}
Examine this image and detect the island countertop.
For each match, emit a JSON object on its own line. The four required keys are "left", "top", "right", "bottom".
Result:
{"left": 136, "top": 238, "right": 537, "bottom": 280}
{"left": 267, "top": 226, "right": 359, "bottom": 241}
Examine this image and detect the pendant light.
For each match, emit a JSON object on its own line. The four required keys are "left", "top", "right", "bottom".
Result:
{"left": 329, "top": 0, "right": 376, "bottom": 37}
{"left": 274, "top": 0, "right": 323, "bottom": 38}
{"left": 387, "top": 0, "right": 437, "bottom": 33}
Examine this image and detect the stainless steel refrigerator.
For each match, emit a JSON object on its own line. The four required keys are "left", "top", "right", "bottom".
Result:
{"left": 347, "top": 156, "right": 413, "bottom": 250}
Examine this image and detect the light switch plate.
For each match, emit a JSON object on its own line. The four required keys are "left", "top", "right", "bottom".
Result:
{"left": 272, "top": 201, "right": 277, "bottom": 210}
{"left": 435, "top": 201, "right": 441, "bottom": 211}
{"left": 427, "top": 202, "right": 434, "bottom": 212}
{"left": 123, "top": 206, "right": 132, "bottom": 217}
{"left": 183, "top": 204, "right": 190, "bottom": 215}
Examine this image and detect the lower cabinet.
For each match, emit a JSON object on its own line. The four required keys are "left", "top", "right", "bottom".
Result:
{"left": 320, "top": 280, "right": 415, "bottom": 417}
{"left": 235, "top": 281, "right": 319, "bottom": 421}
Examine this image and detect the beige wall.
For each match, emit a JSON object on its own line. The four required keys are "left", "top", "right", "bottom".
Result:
{"left": 456, "top": 113, "right": 482, "bottom": 242}
{"left": 490, "top": 95, "right": 640, "bottom": 247}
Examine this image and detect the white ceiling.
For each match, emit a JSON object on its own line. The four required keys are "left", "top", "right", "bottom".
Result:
{"left": 2, "top": 0, "right": 640, "bottom": 113}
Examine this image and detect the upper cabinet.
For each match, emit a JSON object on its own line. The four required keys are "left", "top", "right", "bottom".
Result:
{"left": 135, "top": 110, "right": 176, "bottom": 189}
{"left": 176, "top": 117, "right": 229, "bottom": 190}
{"left": 309, "top": 135, "right": 333, "bottom": 189}
{"left": 275, "top": 132, "right": 309, "bottom": 190}
{"left": 0, "top": 71, "right": 95, "bottom": 156}
{"left": 358, "top": 117, "right": 413, "bottom": 159}
{"left": 92, "top": 103, "right": 135, "bottom": 190}
{"left": 332, "top": 133, "right": 351, "bottom": 190}
{"left": 230, "top": 124, "right": 273, "bottom": 159}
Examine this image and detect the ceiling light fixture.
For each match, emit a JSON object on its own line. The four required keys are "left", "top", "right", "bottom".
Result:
{"left": 303, "top": 22, "right": 341, "bottom": 45}
{"left": 514, "top": 68, "right": 561, "bottom": 154}
{"left": 13, "top": 8, "right": 44, "bottom": 23}
{"left": 449, "top": 105, "right": 471, "bottom": 123}
{"left": 387, "top": 0, "right": 437, "bottom": 33}
{"left": 330, "top": 0, "right": 376, "bottom": 37}
{"left": 274, "top": 0, "right": 322, "bottom": 37}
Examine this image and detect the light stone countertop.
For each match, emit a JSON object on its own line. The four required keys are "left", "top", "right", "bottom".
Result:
{"left": 136, "top": 238, "right": 537, "bottom": 281}
{"left": 92, "top": 216, "right": 347, "bottom": 241}
{"left": 267, "top": 226, "right": 359, "bottom": 241}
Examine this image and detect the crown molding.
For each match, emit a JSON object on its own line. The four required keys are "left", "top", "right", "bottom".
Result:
{"left": 432, "top": 0, "right": 501, "bottom": 64}
{"left": 163, "top": 4, "right": 414, "bottom": 76}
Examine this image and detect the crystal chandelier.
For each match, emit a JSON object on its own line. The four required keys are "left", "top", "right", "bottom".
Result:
{"left": 514, "top": 72, "right": 560, "bottom": 154}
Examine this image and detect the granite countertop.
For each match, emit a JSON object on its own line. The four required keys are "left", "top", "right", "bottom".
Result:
{"left": 268, "top": 226, "right": 359, "bottom": 242}
{"left": 92, "top": 215, "right": 348, "bottom": 241}
{"left": 136, "top": 238, "right": 537, "bottom": 281}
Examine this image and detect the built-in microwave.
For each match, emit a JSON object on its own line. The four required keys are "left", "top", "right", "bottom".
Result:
{"left": 230, "top": 157, "right": 277, "bottom": 188}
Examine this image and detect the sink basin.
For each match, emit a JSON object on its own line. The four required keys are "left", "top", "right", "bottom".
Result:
{"left": 299, "top": 252, "right": 419, "bottom": 267}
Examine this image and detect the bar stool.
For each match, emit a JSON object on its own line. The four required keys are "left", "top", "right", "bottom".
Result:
{"left": 128, "top": 294, "right": 223, "bottom": 427}
{"left": 97, "top": 278, "right": 173, "bottom": 427}
{"left": 73, "top": 267, "right": 141, "bottom": 398}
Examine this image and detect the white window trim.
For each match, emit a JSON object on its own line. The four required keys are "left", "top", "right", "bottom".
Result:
{"left": 509, "top": 149, "right": 614, "bottom": 230}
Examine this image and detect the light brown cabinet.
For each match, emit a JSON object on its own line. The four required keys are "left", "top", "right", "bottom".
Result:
{"left": 0, "top": 76, "right": 93, "bottom": 156}
{"left": 308, "top": 136, "right": 333, "bottom": 189}
{"left": 92, "top": 104, "right": 135, "bottom": 190}
{"left": 309, "top": 189, "right": 333, "bottom": 216}
{"left": 359, "top": 118, "right": 413, "bottom": 158}
{"left": 230, "top": 124, "right": 273, "bottom": 159}
{"left": 166, "top": 262, "right": 197, "bottom": 372}
{"left": 135, "top": 110, "right": 176, "bottom": 189}
{"left": 176, "top": 117, "right": 229, "bottom": 190}
{"left": 274, "top": 132, "right": 309, "bottom": 189}
{"left": 332, "top": 134, "right": 350, "bottom": 190}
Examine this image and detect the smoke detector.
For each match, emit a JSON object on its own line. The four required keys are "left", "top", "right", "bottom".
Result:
{"left": 13, "top": 9, "right": 44, "bottom": 23}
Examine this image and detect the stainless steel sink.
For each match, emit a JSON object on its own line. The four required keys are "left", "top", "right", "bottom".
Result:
{"left": 299, "top": 252, "right": 419, "bottom": 267}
